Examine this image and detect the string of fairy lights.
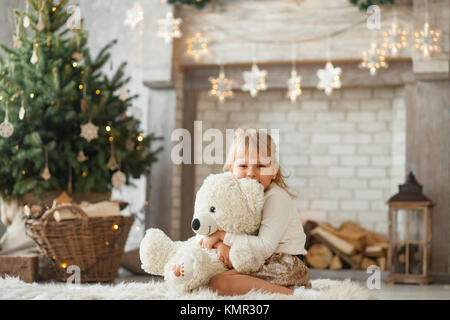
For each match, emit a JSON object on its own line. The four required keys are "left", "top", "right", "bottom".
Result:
{"left": 123, "top": 0, "right": 443, "bottom": 104}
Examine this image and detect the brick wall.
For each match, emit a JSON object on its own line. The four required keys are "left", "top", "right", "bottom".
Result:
{"left": 191, "top": 86, "right": 406, "bottom": 236}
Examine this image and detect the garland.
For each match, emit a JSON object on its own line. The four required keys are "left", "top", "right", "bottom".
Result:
{"left": 168, "top": 0, "right": 211, "bottom": 10}
{"left": 349, "top": 0, "right": 395, "bottom": 10}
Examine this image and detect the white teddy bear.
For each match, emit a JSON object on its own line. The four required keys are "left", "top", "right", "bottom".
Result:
{"left": 139, "top": 172, "right": 266, "bottom": 292}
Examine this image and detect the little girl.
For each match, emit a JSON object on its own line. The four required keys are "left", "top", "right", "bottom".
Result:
{"left": 199, "top": 128, "right": 312, "bottom": 296}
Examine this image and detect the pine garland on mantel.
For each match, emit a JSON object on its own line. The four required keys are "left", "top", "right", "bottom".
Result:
{"left": 349, "top": 0, "right": 395, "bottom": 10}
{"left": 168, "top": 0, "right": 211, "bottom": 10}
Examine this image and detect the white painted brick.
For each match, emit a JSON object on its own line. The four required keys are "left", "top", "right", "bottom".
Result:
{"left": 355, "top": 189, "right": 384, "bottom": 200}
{"left": 289, "top": 177, "right": 308, "bottom": 188}
{"left": 203, "top": 110, "right": 228, "bottom": 122}
{"left": 342, "top": 88, "right": 372, "bottom": 99}
{"left": 293, "top": 199, "right": 310, "bottom": 209}
{"left": 347, "top": 111, "right": 376, "bottom": 122}
{"left": 258, "top": 112, "right": 286, "bottom": 122}
{"left": 392, "top": 97, "right": 405, "bottom": 110}
{"left": 371, "top": 200, "right": 389, "bottom": 211}
{"left": 330, "top": 100, "right": 359, "bottom": 111}
{"left": 326, "top": 122, "right": 356, "bottom": 133}
{"left": 301, "top": 100, "right": 329, "bottom": 111}
{"left": 229, "top": 112, "right": 256, "bottom": 122}
{"left": 316, "top": 112, "right": 345, "bottom": 121}
{"left": 359, "top": 99, "right": 391, "bottom": 111}
{"left": 311, "top": 155, "right": 339, "bottom": 166}
{"left": 357, "top": 145, "right": 390, "bottom": 156}
{"left": 309, "top": 177, "right": 337, "bottom": 188}
{"left": 218, "top": 101, "right": 242, "bottom": 112}
{"left": 329, "top": 145, "right": 356, "bottom": 155}
{"left": 338, "top": 178, "right": 368, "bottom": 189}
{"left": 286, "top": 111, "right": 315, "bottom": 122}
{"left": 377, "top": 110, "right": 393, "bottom": 121}
{"left": 198, "top": 101, "right": 217, "bottom": 112}
{"left": 322, "top": 189, "right": 353, "bottom": 199}
{"left": 341, "top": 200, "right": 370, "bottom": 211}
{"left": 394, "top": 86, "right": 405, "bottom": 97}
{"left": 296, "top": 167, "right": 327, "bottom": 177}
{"left": 341, "top": 155, "right": 370, "bottom": 166}
{"left": 369, "top": 178, "right": 392, "bottom": 188}
{"left": 342, "top": 133, "right": 371, "bottom": 144}
{"left": 371, "top": 156, "right": 392, "bottom": 167}
{"left": 297, "top": 188, "right": 322, "bottom": 199}
{"left": 357, "top": 167, "right": 387, "bottom": 178}
{"left": 329, "top": 167, "right": 355, "bottom": 177}
{"left": 373, "top": 132, "right": 392, "bottom": 144}
{"left": 374, "top": 222, "right": 388, "bottom": 236}
{"left": 358, "top": 121, "right": 387, "bottom": 133}
{"left": 282, "top": 133, "right": 310, "bottom": 145}
{"left": 311, "top": 200, "right": 339, "bottom": 210}
{"left": 242, "top": 101, "right": 271, "bottom": 112}
{"left": 313, "top": 89, "right": 341, "bottom": 99}
{"left": 393, "top": 154, "right": 405, "bottom": 166}
{"left": 373, "top": 87, "right": 395, "bottom": 98}
{"left": 327, "top": 211, "right": 358, "bottom": 223}
{"left": 357, "top": 212, "right": 387, "bottom": 224}
{"left": 312, "top": 134, "right": 340, "bottom": 144}
{"left": 280, "top": 155, "right": 309, "bottom": 166}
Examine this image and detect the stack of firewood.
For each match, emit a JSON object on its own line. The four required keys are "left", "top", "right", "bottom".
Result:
{"left": 304, "top": 220, "right": 389, "bottom": 271}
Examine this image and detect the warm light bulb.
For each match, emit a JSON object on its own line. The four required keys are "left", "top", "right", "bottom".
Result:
{"left": 112, "top": 224, "right": 119, "bottom": 230}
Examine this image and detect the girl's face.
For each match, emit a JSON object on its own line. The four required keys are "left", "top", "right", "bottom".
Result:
{"left": 229, "top": 148, "right": 276, "bottom": 191}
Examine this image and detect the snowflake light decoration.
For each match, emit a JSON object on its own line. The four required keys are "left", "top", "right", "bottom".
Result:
{"left": 414, "top": 22, "right": 441, "bottom": 58}
{"left": 157, "top": 12, "right": 182, "bottom": 44}
{"left": 382, "top": 22, "right": 408, "bottom": 56}
{"left": 317, "top": 61, "right": 342, "bottom": 96}
{"left": 124, "top": 2, "right": 144, "bottom": 29}
{"left": 359, "top": 42, "right": 388, "bottom": 76}
{"left": 242, "top": 63, "right": 268, "bottom": 98}
{"left": 186, "top": 32, "right": 208, "bottom": 61}
{"left": 286, "top": 69, "right": 302, "bottom": 103}
{"left": 209, "top": 66, "right": 233, "bottom": 103}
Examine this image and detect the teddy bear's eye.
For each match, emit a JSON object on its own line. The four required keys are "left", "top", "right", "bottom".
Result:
{"left": 209, "top": 206, "right": 216, "bottom": 213}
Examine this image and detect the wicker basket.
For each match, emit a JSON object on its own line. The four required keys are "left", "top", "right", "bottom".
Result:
{"left": 25, "top": 204, "right": 134, "bottom": 283}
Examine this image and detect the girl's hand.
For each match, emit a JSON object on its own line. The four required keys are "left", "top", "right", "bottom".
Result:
{"left": 199, "top": 230, "right": 226, "bottom": 250}
{"left": 214, "top": 241, "right": 232, "bottom": 269}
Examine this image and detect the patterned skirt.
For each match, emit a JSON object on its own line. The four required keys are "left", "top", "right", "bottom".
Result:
{"left": 246, "top": 252, "right": 311, "bottom": 289}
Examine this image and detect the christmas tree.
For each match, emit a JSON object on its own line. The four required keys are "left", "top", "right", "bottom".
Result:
{"left": 0, "top": 0, "right": 162, "bottom": 200}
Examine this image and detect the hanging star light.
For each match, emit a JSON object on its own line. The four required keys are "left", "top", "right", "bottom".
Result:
{"left": 286, "top": 69, "right": 302, "bottom": 103}
{"left": 208, "top": 66, "right": 233, "bottom": 103}
{"left": 382, "top": 22, "right": 408, "bottom": 56}
{"left": 359, "top": 42, "right": 388, "bottom": 76}
{"left": 186, "top": 32, "right": 208, "bottom": 61}
{"left": 242, "top": 63, "right": 268, "bottom": 98}
{"left": 414, "top": 22, "right": 441, "bottom": 58}
{"left": 317, "top": 61, "right": 342, "bottom": 96}
{"left": 124, "top": 2, "right": 144, "bottom": 29}
{"left": 157, "top": 12, "right": 182, "bottom": 44}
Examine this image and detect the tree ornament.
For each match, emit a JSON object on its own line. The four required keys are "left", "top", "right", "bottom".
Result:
{"left": 186, "top": 32, "right": 208, "bottom": 61}
{"left": 111, "top": 170, "right": 126, "bottom": 188}
{"left": 208, "top": 65, "right": 233, "bottom": 103}
{"left": 317, "top": 61, "right": 342, "bottom": 95}
{"left": 125, "top": 139, "right": 135, "bottom": 151}
{"left": 77, "top": 150, "right": 88, "bottom": 162}
{"left": 107, "top": 143, "right": 119, "bottom": 171}
{"left": 30, "top": 44, "right": 38, "bottom": 65}
{"left": 80, "top": 120, "right": 99, "bottom": 142}
{"left": 0, "top": 102, "right": 14, "bottom": 138}
{"left": 72, "top": 51, "right": 84, "bottom": 61}
{"left": 157, "top": 12, "right": 182, "bottom": 44}
{"left": 19, "top": 94, "right": 25, "bottom": 120}
{"left": 80, "top": 98, "right": 87, "bottom": 112}
{"left": 23, "top": 1, "right": 30, "bottom": 28}
{"left": 241, "top": 62, "right": 268, "bottom": 98}
{"left": 119, "top": 83, "right": 129, "bottom": 101}
{"left": 41, "top": 149, "right": 51, "bottom": 181}
{"left": 359, "top": 42, "right": 388, "bottom": 76}
{"left": 35, "top": 12, "right": 44, "bottom": 31}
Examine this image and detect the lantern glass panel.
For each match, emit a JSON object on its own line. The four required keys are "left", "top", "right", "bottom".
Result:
{"left": 408, "top": 209, "right": 424, "bottom": 241}
{"left": 392, "top": 209, "right": 407, "bottom": 242}
{"left": 391, "top": 243, "right": 406, "bottom": 274}
{"left": 408, "top": 243, "right": 424, "bottom": 275}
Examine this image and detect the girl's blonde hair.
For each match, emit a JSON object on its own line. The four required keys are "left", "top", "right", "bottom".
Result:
{"left": 223, "top": 128, "right": 297, "bottom": 199}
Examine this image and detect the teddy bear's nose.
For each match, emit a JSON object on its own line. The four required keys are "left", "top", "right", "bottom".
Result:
{"left": 191, "top": 218, "right": 200, "bottom": 231}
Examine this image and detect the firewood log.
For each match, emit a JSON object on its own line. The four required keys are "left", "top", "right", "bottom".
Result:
{"left": 329, "top": 255, "right": 343, "bottom": 270}
{"left": 306, "top": 244, "right": 333, "bottom": 269}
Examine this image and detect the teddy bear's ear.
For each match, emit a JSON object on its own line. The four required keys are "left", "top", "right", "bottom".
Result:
{"left": 237, "top": 178, "right": 265, "bottom": 218}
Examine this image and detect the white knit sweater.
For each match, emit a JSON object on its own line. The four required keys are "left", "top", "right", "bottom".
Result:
{"left": 223, "top": 182, "right": 307, "bottom": 259}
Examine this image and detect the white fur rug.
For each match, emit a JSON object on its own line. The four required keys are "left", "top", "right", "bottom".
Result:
{"left": 0, "top": 276, "right": 373, "bottom": 300}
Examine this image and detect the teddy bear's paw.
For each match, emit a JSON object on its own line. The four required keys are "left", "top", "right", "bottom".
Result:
{"left": 169, "top": 259, "right": 194, "bottom": 283}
